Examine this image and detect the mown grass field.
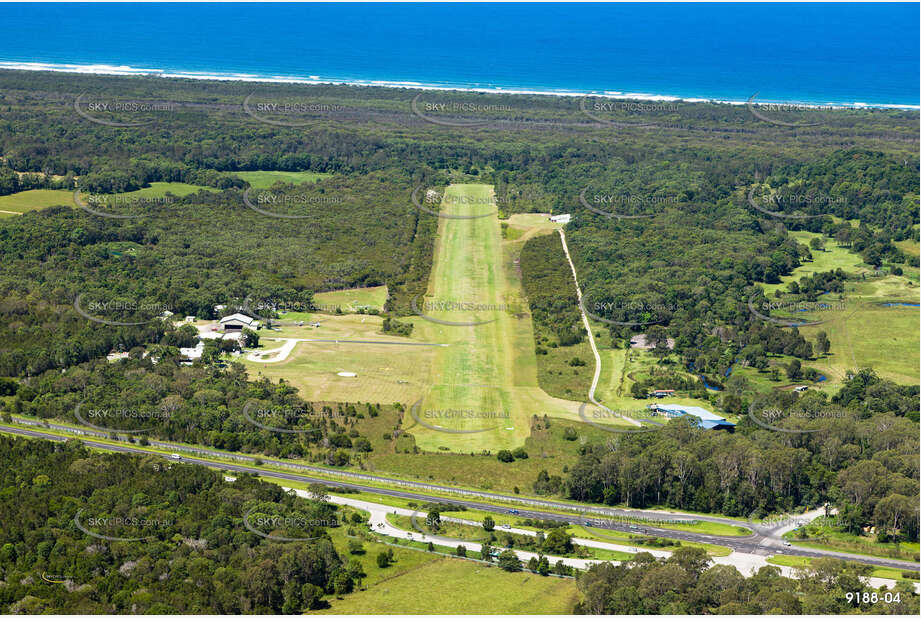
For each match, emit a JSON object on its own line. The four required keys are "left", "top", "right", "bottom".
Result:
{"left": 407, "top": 184, "right": 581, "bottom": 452}
{"left": 319, "top": 522, "right": 573, "bottom": 615}
{"left": 766, "top": 555, "right": 918, "bottom": 583}
{"left": 782, "top": 517, "right": 920, "bottom": 563}
{"left": 0, "top": 189, "right": 72, "bottom": 215}
{"left": 505, "top": 213, "right": 563, "bottom": 234}
{"left": 792, "top": 278, "right": 919, "bottom": 385}
{"left": 532, "top": 338, "right": 595, "bottom": 401}
{"left": 241, "top": 312, "right": 433, "bottom": 404}
{"left": 313, "top": 285, "right": 389, "bottom": 312}
{"left": 317, "top": 549, "right": 579, "bottom": 614}
{"left": 232, "top": 170, "right": 331, "bottom": 189}
{"left": 114, "top": 182, "right": 218, "bottom": 198}
{"left": 0, "top": 183, "right": 224, "bottom": 218}
{"left": 75, "top": 182, "right": 219, "bottom": 216}
{"left": 895, "top": 236, "right": 919, "bottom": 258}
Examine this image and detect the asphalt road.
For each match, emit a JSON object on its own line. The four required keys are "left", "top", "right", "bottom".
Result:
{"left": 4, "top": 423, "right": 918, "bottom": 573}
{"left": 5, "top": 417, "right": 747, "bottom": 527}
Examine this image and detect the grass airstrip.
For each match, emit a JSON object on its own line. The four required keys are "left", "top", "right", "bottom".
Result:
{"left": 244, "top": 184, "right": 597, "bottom": 452}
{"left": 240, "top": 188, "right": 919, "bottom": 455}
{"left": 404, "top": 184, "right": 589, "bottom": 452}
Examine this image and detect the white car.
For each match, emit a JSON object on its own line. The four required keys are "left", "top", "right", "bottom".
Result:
{"left": 170, "top": 454, "right": 181, "bottom": 460}
{"left": 502, "top": 524, "right": 511, "bottom": 530}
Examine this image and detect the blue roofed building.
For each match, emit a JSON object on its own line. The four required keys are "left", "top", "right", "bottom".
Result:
{"left": 647, "top": 403, "right": 735, "bottom": 431}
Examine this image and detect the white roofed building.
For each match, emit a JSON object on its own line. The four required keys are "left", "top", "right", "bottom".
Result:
{"left": 648, "top": 403, "right": 735, "bottom": 431}
{"left": 219, "top": 313, "right": 259, "bottom": 331}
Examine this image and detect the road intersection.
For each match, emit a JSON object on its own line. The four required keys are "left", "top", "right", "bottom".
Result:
{"left": 3, "top": 421, "right": 917, "bottom": 584}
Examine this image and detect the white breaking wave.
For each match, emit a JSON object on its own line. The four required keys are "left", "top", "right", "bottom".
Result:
{"left": 0, "top": 60, "right": 917, "bottom": 110}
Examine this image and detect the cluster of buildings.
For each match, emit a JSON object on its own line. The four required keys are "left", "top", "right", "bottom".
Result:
{"left": 110, "top": 302, "right": 317, "bottom": 365}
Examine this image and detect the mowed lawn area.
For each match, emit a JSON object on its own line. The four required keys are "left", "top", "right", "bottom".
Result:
{"left": 313, "top": 285, "right": 389, "bottom": 312}
{"left": 593, "top": 344, "right": 715, "bottom": 420}
{"left": 766, "top": 555, "right": 918, "bottom": 583}
{"left": 240, "top": 312, "right": 434, "bottom": 405}
{"left": 1, "top": 183, "right": 218, "bottom": 217}
{"left": 407, "top": 184, "right": 581, "bottom": 452}
{"left": 232, "top": 170, "right": 331, "bottom": 189}
{"left": 0, "top": 189, "right": 72, "bottom": 216}
{"left": 317, "top": 549, "right": 579, "bottom": 614}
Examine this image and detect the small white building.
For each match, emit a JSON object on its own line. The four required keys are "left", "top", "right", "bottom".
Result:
{"left": 219, "top": 313, "right": 259, "bottom": 332}
{"left": 550, "top": 213, "right": 572, "bottom": 224}
{"left": 180, "top": 341, "right": 204, "bottom": 360}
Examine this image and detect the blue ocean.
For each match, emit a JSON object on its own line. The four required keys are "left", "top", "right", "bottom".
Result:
{"left": 0, "top": 2, "right": 917, "bottom": 107}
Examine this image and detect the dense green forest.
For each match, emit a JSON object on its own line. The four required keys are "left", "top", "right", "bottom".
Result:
{"left": 0, "top": 171, "right": 435, "bottom": 376}
{"left": 521, "top": 220, "right": 853, "bottom": 385}
{"left": 559, "top": 370, "right": 919, "bottom": 542}
{"left": 0, "top": 436, "right": 364, "bottom": 613}
{"left": 761, "top": 150, "right": 918, "bottom": 238}
{"left": 3, "top": 358, "right": 384, "bottom": 464}
{"left": 574, "top": 550, "right": 919, "bottom": 614}
{"left": 518, "top": 232, "right": 585, "bottom": 350}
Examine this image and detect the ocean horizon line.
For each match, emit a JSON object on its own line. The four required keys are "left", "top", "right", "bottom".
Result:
{"left": 1, "top": 60, "right": 918, "bottom": 112}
